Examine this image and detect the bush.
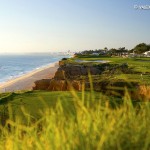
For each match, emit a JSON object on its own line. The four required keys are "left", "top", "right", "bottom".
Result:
{"left": 61, "top": 58, "right": 68, "bottom": 61}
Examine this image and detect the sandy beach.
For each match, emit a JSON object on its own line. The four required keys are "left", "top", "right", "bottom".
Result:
{"left": 0, "top": 62, "right": 59, "bottom": 93}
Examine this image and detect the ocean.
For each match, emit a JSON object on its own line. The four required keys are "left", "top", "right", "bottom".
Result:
{"left": 0, "top": 53, "right": 68, "bottom": 83}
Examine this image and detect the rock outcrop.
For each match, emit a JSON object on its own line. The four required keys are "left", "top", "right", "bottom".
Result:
{"left": 48, "top": 79, "right": 81, "bottom": 91}
{"left": 54, "top": 69, "right": 66, "bottom": 80}
{"left": 33, "top": 79, "right": 51, "bottom": 90}
{"left": 48, "top": 79, "right": 67, "bottom": 91}
{"left": 33, "top": 61, "right": 137, "bottom": 95}
{"left": 58, "top": 65, "right": 101, "bottom": 78}
{"left": 33, "top": 79, "right": 82, "bottom": 91}
{"left": 53, "top": 63, "right": 131, "bottom": 80}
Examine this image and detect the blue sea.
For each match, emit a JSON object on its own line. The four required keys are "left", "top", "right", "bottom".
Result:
{"left": 0, "top": 53, "right": 68, "bottom": 83}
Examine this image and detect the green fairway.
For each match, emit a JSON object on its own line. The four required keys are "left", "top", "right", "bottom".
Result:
{"left": 0, "top": 91, "right": 105, "bottom": 121}
{"left": 73, "top": 56, "right": 150, "bottom": 72}
{"left": 70, "top": 56, "right": 150, "bottom": 84}
{"left": 0, "top": 91, "right": 76, "bottom": 120}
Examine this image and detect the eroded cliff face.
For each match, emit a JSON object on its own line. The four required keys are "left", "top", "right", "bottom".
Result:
{"left": 33, "top": 64, "right": 101, "bottom": 91}
{"left": 55, "top": 62, "right": 130, "bottom": 79}
{"left": 33, "top": 79, "right": 82, "bottom": 91}
{"left": 33, "top": 63, "right": 84, "bottom": 91}
{"left": 33, "top": 79, "right": 51, "bottom": 90}
{"left": 33, "top": 61, "right": 138, "bottom": 95}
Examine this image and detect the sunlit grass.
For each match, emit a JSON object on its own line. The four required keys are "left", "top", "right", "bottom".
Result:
{"left": 0, "top": 88, "right": 150, "bottom": 149}
{"left": 73, "top": 56, "right": 150, "bottom": 73}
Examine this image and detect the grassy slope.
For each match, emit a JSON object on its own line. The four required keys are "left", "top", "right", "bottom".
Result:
{"left": 0, "top": 90, "right": 150, "bottom": 149}
{"left": 0, "top": 91, "right": 106, "bottom": 121}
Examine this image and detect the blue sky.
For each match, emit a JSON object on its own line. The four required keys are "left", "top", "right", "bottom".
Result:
{"left": 0, "top": 0, "right": 150, "bottom": 53}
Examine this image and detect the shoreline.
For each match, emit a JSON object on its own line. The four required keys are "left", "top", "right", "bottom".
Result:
{"left": 0, "top": 62, "right": 59, "bottom": 93}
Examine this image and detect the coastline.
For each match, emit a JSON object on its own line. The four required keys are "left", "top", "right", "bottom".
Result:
{"left": 0, "top": 62, "right": 59, "bottom": 93}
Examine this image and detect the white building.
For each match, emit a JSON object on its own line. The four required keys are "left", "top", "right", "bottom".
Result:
{"left": 144, "top": 51, "right": 150, "bottom": 57}
{"left": 90, "top": 53, "right": 99, "bottom": 56}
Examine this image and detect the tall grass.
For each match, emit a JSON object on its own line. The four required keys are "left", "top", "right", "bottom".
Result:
{"left": 0, "top": 89, "right": 150, "bottom": 149}
{"left": 138, "top": 85, "right": 150, "bottom": 100}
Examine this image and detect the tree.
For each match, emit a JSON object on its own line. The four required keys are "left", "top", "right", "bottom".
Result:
{"left": 104, "top": 47, "right": 108, "bottom": 51}
{"left": 128, "top": 49, "right": 134, "bottom": 53}
{"left": 109, "top": 48, "right": 117, "bottom": 55}
{"left": 133, "top": 43, "right": 150, "bottom": 54}
{"left": 117, "top": 47, "right": 128, "bottom": 55}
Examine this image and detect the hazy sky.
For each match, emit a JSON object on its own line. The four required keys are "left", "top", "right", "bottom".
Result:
{"left": 0, "top": 0, "right": 150, "bottom": 53}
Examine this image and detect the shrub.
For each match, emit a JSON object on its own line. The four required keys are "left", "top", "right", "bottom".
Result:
{"left": 61, "top": 58, "right": 68, "bottom": 61}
